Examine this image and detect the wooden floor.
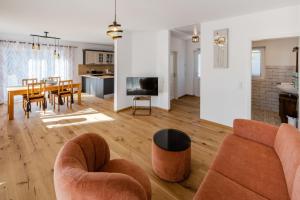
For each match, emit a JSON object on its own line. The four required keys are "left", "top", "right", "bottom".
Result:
{"left": 0, "top": 95, "right": 232, "bottom": 200}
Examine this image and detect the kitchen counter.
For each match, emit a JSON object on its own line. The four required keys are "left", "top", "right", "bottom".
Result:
{"left": 81, "top": 74, "right": 114, "bottom": 79}
{"left": 81, "top": 75, "right": 114, "bottom": 98}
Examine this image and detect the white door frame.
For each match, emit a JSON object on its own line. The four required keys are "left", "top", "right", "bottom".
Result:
{"left": 249, "top": 35, "right": 300, "bottom": 129}
{"left": 193, "top": 49, "right": 201, "bottom": 96}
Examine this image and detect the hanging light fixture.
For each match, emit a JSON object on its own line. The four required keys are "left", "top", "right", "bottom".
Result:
{"left": 32, "top": 36, "right": 35, "bottom": 49}
{"left": 54, "top": 39, "right": 57, "bottom": 56}
{"left": 57, "top": 39, "right": 60, "bottom": 59}
{"left": 192, "top": 25, "right": 200, "bottom": 43}
{"left": 37, "top": 36, "right": 40, "bottom": 50}
{"left": 106, "top": 0, "right": 123, "bottom": 40}
{"left": 30, "top": 31, "right": 61, "bottom": 52}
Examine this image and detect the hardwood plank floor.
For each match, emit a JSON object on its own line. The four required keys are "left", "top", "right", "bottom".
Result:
{"left": 0, "top": 95, "right": 232, "bottom": 200}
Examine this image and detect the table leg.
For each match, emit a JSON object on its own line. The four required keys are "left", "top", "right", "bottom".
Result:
{"left": 7, "top": 93, "right": 9, "bottom": 113}
{"left": 78, "top": 90, "right": 82, "bottom": 105}
{"left": 8, "top": 93, "right": 14, "bottom": 120}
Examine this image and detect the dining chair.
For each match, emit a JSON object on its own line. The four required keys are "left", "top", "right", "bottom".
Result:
{"left": 48, "top": 77, "right": 61, "bottom": 83}
{"left": 22, "top": 78, "right": 38, "bottom": 86}
{"left": 48, "top": 76, "right": 61, "bottom": 104}
{"left": 23, "top": 82, "right": 47, "bottom": 118}
{"left": 53, "top": 80, "right": 73, "bottom": 112}
{"left": 22, "top": 78, "right": 38, "bottom": 108}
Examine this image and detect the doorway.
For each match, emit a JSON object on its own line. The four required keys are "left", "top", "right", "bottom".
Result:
{"left": 251, "top": 37, "right": 299, "bottom": 127}
{"left": 170, "top": 51, "right": 178, "bottom": 100}
{"left": 193, "top": 49, "right": 201, "bottom": 97}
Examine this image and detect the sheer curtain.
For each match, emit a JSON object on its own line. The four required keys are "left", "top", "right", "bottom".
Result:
{"left": 0, "top": 41, "right": 75, "bottom": 104}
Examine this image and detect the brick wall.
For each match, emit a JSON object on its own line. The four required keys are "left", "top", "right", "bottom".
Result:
{"left": 252, "top": 65, "right": 296, "bottom": 112}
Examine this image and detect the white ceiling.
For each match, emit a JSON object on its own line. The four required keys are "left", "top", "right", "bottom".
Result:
{"left": 171, "top": 25, "right": 201, "bottom": 40}
{"left": 0, "top": 0, "right": 299, "bottom": 44}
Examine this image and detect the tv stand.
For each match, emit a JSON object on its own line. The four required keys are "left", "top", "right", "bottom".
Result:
{"left": 132, "top": 96, "right": 152, "bottom": 116}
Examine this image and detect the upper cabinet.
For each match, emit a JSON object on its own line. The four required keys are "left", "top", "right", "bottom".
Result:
{"left": 83, "top": 49, "right": 114, "bottom": 65}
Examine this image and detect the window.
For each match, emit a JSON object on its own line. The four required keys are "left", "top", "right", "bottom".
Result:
{"left": 194, "top": 50, "right": 201, "bottom": 78}
{"left": 0, "top": 41, "right": 75, "bottom": 103}
{"left": 251, "top": 47, "right": 265, "bottom": 77}
{"left": 198, "top": 52, "right": 201, "bottom": 78}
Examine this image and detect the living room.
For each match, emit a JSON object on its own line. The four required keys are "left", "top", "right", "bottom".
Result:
{"left": 0, "top": 1, "right": 300, "bottom": 200}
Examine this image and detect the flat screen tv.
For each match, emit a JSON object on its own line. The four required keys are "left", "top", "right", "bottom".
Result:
{"left": 126, "top": 77, "right": 158, "bottom": 96}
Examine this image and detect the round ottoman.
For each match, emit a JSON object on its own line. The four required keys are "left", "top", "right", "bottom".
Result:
{"left": 152, "top": 129, "right": 191, "bottom": 182}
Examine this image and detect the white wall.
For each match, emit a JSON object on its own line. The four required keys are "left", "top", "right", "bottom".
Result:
{"left": 114, "top": 30, "right": 170, "bottom": 111}
{"left": 201, "top": 5, "right": 300, "bottom": 126}
{"left": 253, "top": 37, "right": 299, "bottom": 66}
{"left": 0, "top": 32, "right": 114, "bottom": 83}
{"left": 186, "top": 40, "right": 201, "bottom": 95}
{"left": 170, "top": 37, "right": 186, "bottom": 98}
{"left": 114, "top": 32, "right": 132, "bottom": 111}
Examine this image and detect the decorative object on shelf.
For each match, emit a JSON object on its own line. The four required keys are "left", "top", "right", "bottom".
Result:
{"left": 192, "top": 25, "right": 200, "bottom": 43}
{"left": 107, "top": 0, "right": 123, "bottom": 40}
{"left": 30, "top": 31, "right": 61, "bottom": 58}
{"left": 213, "top": 29, "right": 229, "bottom": 68}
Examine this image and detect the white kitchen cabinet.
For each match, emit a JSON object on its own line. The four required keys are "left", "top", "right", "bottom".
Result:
{"left": 83, "top": 50, "right": 114, "bottom": 65}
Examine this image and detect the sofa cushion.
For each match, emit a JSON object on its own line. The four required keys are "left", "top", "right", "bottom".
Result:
{"left": 211, "top": 134, "right": 289, "bottom": 200}
{"left": 193, "top": 170, "right": 267, "bottom": 200}
{"left": 275, "top": 124, "right": 300, "bottom": 198}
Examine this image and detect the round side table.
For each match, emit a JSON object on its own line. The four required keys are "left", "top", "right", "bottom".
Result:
{"left": 152, "top": 129, "right": 191, "bottom": 182}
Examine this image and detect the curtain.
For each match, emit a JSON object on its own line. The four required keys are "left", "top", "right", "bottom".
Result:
{"left": 0, "top": 41, "right": 75, "bottom": 104}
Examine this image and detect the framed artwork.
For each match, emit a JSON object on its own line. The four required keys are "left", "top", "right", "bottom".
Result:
{"left": 213, "top": 29, "right": 229, "bottom": 68}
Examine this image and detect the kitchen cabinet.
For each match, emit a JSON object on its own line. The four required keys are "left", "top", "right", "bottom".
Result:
{"left": 279, "top": 93, "right": 298, "bottom": 123}
{"left": 83, "top": 49, "right": 114, "bottom": 65}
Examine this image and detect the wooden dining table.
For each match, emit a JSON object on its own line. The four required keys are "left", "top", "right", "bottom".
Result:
{"left": 7, "top": 83, "right": 81, "bottom": 120}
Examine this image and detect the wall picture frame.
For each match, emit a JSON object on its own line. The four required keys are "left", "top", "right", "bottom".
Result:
{"left": 213, "top": 29, "right": 229, "bottom": 68}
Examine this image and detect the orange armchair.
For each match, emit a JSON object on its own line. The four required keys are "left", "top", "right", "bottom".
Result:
{"left": 54, "top": 133, "right": 151, "bottom": 200}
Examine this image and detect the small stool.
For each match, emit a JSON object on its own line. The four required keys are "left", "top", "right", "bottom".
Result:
{"left": 152, "top": 129, "right": 191, "bottom": 182}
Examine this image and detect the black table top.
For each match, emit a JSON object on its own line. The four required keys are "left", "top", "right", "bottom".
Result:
{"left": 153, "top": 129, "right": 191, "bottom": 152}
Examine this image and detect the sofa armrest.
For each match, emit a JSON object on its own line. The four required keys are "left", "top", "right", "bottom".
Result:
{"left": 233, "top": 119, "right": 279, "bottom": 147}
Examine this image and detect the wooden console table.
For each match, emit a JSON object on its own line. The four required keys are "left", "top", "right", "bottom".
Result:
{"left": 132, "top": 96, "right": 151, "bottom": 115}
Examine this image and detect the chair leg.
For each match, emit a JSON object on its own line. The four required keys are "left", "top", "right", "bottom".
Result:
{"left": 43, "top": 100, "right": 46, "bottom": 114}
{"left": 53, "top": 97, "right": 56, "bottom": 111}
{"left": 70, "top": 96, "right": 72, "bottom": 110}
{"left": 58, "top": 98, "right": 60, "bottom": 112}
{"left": 67, "top": 96, "right": 69, "bottom": 108}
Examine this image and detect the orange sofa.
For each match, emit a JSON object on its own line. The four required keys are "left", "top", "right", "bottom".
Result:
{"left": 194, "top": 119, "right": 300, "bottom": 200}
{"left": 54, "top": 133, "right": 151, "bottom": 200}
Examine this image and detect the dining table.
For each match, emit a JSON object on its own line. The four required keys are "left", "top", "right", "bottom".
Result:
{"left": 7, "top": 83, "right": 81, "bottom": 120}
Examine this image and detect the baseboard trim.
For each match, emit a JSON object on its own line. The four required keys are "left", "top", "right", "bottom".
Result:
{"left": 116, "top": 106, "right": 131, "bottom": 113}
{"left": 116, "top": 106, "right": 171, "bottom": 113}
{"left": 154, "top": 107, "right": 171, "bottom": 112}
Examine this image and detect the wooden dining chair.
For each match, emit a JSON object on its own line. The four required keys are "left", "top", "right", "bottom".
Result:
{"left": 48, "top": 76, "right": 61, "bottom": 104}
{"left": 53, "top": 80, "right": 73, "bottom": 112}
{"left": 23, "top": 82, "right": 47, "bottom": 118}
{"left": 48, "top": 77, "right": 61, "bottom": 83}
{"left": 22, "top": 78, "right": 38, "bottom": 108}
{"left": 22, "top": 78, "right": 38, "bottom": 86}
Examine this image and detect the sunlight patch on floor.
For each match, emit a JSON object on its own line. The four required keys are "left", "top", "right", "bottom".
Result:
{"left": 40, "top": 108, "right": 114, "bottom": 128}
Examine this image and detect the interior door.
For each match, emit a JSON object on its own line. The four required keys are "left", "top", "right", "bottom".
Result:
{"left": 193, "top": 50, "right": 201, "bottom": 97}
{"left": 169, "top": 52, "right": 177, "bottom": 100}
